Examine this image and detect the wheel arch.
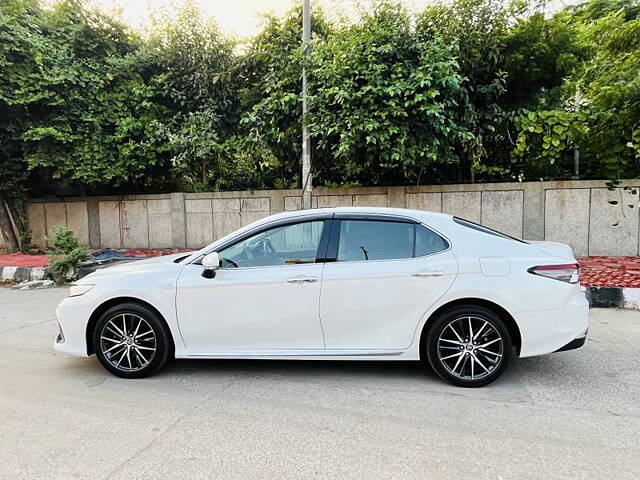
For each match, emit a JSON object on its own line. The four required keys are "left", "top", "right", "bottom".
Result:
{"left": 86, "top": 297, "right": 175, "bottom": 356}
{"left": 419, "top": 298, "right": 522, "bottom": 358}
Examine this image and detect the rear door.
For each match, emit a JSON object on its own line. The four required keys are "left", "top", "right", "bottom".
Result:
{"left": 319, "top": 215, "right": 457, "bottom": 350}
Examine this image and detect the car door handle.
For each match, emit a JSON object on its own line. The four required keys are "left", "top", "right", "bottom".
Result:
{"left": 286, "top": 276, "right": 319, "bottom": 284}
{"left": 411, "top": 270, "right": 445, "bottom": 278}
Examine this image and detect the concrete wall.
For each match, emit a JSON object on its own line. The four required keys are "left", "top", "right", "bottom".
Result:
{"left": 25, "top": 180, "right": 640, "bottom": 256}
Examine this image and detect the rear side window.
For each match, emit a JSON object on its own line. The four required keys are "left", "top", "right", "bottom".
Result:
{"left": 453, "top": 217, "right": 528, "bottom": 244}
{"left": 336, "top": 220, "right": 448, "bottom": 262}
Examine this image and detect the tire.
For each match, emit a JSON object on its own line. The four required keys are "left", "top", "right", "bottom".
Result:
{"left": 425, "top": 305, "right": 512, "bottom": 387}
{"left": 93, "top": 302, "right": 172, "bottom": 379}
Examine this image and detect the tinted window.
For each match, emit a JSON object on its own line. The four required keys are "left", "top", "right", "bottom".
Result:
{"left": 219, "top": 221, "right": 324, "bottom": 268}
{"left": 415, "top": 224, "right": 448, "bottom": 256}
{"left": 453, "top": 217, "right": 528, "bottom": 244}
{"left": 337, "top": 220, "right": 414, "bottom": 261}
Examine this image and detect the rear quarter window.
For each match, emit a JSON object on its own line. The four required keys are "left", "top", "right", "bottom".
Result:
{"left": 453, "top": 217, "right": 528, "bottom": 244}
{"left": 415, "top": 224, "right": 449, "bottom": 256}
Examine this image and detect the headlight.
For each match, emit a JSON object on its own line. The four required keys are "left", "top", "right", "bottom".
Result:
{"left": 68, "top": 284, "right": 94, "bottom": 297}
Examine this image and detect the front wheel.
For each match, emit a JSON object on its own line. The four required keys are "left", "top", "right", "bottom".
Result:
{"left": 93, "top": 303, "right": 172, "bottom": 378}
{"left": 425, "top": 306, "right": 512, "bottom": 387}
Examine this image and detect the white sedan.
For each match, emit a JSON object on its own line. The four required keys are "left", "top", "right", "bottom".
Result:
{"left": 55, "top": 207, "right": 588, "bottom": 387}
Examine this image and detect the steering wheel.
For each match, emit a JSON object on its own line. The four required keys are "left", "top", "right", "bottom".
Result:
{"left": 244, "top": 238, "right": 279, "bottom": 265}
{"left": 263, "top": 238, "right": 277, "bottom": 255}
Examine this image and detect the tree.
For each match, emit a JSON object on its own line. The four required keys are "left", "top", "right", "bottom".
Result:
{"left": 308, "top": 1, "right": 466, "bottom": 186}
{"left": 146, "top": 1, "right": 238, "bottom": 191}
{"left": 511, "top": 0, "right": 640, "bottom": 180}
{"left": 416, "top": 0, "right": 512, "bottom": 181}
{"left": 0, "top": 0, "right": 42, "bottom": 248}
{"left": 17, "top": 0, "right": 171, "bottom": 188}
{"left": 228, "top": 6, "right": 333, "bottom": 190}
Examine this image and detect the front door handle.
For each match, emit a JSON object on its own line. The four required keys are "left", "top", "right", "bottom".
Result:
{"left": 286, "top": 276, "right": 319, "bottom": 284}
{"left": 411, "top": 270, "right": 445, "bottom": 278}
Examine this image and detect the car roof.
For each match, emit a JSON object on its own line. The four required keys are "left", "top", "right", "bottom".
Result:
{"left": 262, "top": 206, "right": 453, "bottom": 223}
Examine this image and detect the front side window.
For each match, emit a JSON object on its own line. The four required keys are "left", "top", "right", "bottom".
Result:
{"left": 337, "top": 220, "right": 448, "bottom": 262}
{"left": 218, "top": 221, "right": 325, "bottom": 268}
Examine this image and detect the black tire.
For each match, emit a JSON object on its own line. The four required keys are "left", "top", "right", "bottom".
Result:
{"left": 93, "top": 302, "right": 172, "bottom": 379}
{"left": 424, "top": 305, "right": 512, "bottom": 387}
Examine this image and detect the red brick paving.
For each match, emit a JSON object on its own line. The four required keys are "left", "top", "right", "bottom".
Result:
{"left": 577, "top": 256, "right": 640, "bottom": 288}
{"left": 0, "top": 253, "right": 47, "bottom": 268}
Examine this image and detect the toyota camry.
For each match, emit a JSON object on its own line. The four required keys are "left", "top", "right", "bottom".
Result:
{"left": 54, "top": 207, "right": 588, "bottom": 387}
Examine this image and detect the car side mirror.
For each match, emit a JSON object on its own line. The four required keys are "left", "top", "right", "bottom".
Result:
{"left": 202, "top": 252, "right": 220, "bottom": 279}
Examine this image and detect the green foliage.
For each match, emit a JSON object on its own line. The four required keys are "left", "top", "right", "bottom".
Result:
{"left": 416, "top": 0, "right": 512, "bottom": 177}
{"left": 46, "top": 224, "right": 83, "bottom": 254}
{"left": 577, "top": 10, "right": 640, "bottom": 177}
{"left": 229, "top": 6, "right": 332, "bottom": 189}
{"left": 501, "top": 10, "right": 586, "bottom": 109}
{"left": 1, "top": 0, "right": 639, "bottom": 197}
{"left": 19, "top": 229, "right": 32, "bottom": 253}
{"left": 309, "top": 2, "right": 466, "bottom": 184}
{"left": 146, "top": 2, "right": 239, "bottom": 191}
{"left": 1, "top": 0, "right": 171, "bottom": 193}
{"left": 510, "top": 1, "right": 640, "bottom": 180}
{"left": 46, "top": 224, "right": 87, "bottom": 283}
{"left": 513, "top": 109, "right": 587, "bottom": 167}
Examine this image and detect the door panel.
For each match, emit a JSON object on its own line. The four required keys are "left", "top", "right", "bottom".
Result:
{"left": 176, "top": 219, "right": 328, "bottom": 353}
{"left": 319, "top": 219, "right": 457, "bottom": 350}
{"left": 177, "top": 263, "right": 325, "bottom": 353}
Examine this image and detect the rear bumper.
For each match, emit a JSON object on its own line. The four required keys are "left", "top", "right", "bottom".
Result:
{"left": 516, "top": 286, "right": 589, "bottom": 358}
{"left": 554, "top": 329, "right": 588, "bottom": 352}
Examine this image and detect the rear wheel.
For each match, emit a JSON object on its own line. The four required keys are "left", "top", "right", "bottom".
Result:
{"left": 425, "top": 306, "right": 512, "bottom": 387}
{"left": 93, "top": 303, "right": 172, "bottom": 378}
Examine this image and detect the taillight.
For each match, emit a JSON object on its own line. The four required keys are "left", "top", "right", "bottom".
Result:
{"left": 528, "top": 264, "right": 580, "bottom": 284}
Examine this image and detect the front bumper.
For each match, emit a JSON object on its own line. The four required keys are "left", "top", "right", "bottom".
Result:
{"left": 53, "top": 296, "right": 91, "bottom": 357}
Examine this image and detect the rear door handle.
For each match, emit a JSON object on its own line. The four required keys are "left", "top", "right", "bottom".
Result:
{"left": 286, "top": 276, "right": 319, "bottom": 284}
{"left": 411, "top": 270, "right": 445, "bottom": 278}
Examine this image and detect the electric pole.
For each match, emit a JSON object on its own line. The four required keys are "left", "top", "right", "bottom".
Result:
{"left": 573, "top": 87, "right": 581, "bottom": 177}
{"left": 301, "top": 0, "right": 312, "bottom": 209}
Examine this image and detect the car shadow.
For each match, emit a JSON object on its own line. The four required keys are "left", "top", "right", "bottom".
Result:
{"left": 162, "top": 358, "right": 434, "bottom": 382}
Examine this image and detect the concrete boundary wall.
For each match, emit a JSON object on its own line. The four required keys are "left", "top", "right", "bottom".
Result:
{"left": 25, "top": 180, "right": 640, "bottom": 256}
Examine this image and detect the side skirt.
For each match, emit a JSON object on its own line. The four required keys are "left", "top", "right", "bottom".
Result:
{"left": 176, "top": 349, "right": 414, "bottom": 361}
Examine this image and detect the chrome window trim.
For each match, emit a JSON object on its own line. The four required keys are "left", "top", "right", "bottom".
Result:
{"left": 331, "top": 215, "right": 452, "bottom": 264}
{"left": 187, "top": 211, "right": 452, "bottom": 267}
{"left": 189, "top": 213, "right": 332, "bottom": 266}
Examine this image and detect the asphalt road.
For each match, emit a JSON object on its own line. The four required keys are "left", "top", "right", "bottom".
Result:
{"left": 1, "top": 287, "right": 639, "bottom": 480}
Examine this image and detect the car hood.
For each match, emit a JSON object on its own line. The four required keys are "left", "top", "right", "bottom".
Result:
{"left": 529, "top": 240, "right": 575, "bottom": 260}
{"left": 82, "top": 252, "right": 194, "bottom": 279}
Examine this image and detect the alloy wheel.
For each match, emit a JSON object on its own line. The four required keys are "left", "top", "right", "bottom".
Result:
{"left": 436, "top": 316, "right": 504, "bottom": 381}
{"left": 99, "top": 313, "right": 157, "bottom": 373}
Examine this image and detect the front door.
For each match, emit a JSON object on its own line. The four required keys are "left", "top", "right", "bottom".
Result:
{"left": 320, "top": 217, "right": 457, "bottom": 350}
{"left": 176, "top": 220, "right": 328, "bottom": 354}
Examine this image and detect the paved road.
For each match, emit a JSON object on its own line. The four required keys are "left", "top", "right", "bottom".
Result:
{"left": 1, "top": 287, "right": 639, "bottom": 480}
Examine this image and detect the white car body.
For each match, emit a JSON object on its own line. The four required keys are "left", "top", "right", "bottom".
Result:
{"left": 55, "top": 207, "right": 589, "bottom": 365}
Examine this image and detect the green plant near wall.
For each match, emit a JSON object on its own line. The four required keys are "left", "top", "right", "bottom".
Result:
{"left": 513, "top": 108, "right": 588, "bottom": 169}
{"left": 46, "top": 225, "right": 87, "bottom": 283}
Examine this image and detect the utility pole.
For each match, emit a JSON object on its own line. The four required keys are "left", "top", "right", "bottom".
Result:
{"left": 301, "top": 0, "right": 312, "bottom": 209}
{"left": 573, "top": 87, "right": 581, "bottom": 177}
